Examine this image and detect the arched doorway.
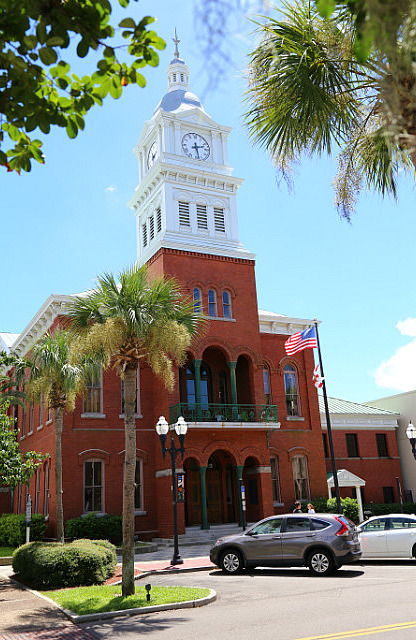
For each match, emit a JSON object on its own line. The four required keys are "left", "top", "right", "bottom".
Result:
{"left": 184, "top": 450, "right": 238, "bottom": 527}
{"left": 236, "top": 355, "right": 253, "bottom": 405}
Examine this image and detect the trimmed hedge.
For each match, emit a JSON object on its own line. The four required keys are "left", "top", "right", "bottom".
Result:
{"left": 0, "top": 514, "right": 46, "bottom": 547}
{"left": 364, "top": 502, "right": 416, "bottom": 516}
{"left": 65, "top": 513, "right": 122, "bottom": 544}
{"left": 12, "top": 539, "right": 117, "bottom": 589}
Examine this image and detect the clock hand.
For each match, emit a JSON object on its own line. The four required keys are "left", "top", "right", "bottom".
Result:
{"left": 191, "top": 142, "right": 200, "bottom": 158}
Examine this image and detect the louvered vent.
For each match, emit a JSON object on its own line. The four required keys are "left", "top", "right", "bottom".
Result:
{"left": 149, "top": 215, "right": 154, "bottom": 241}
{"left": 156, "top": 207, "right": 162, "bottom": 233}
{"left": 179, "top": 201, "right": 190, "bottom": 227}
{"left": 214, "top": 207, "right": 225, "bottom": 233}
{"left": 196, "top": 204, "right": 208, "bottom": 230}
{"left": 142, "top": 222, "right": 148, "bottom": 247}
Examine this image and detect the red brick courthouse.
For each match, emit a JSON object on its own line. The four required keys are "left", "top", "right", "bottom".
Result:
{"left": 4, "top": 47, "right": 401, "bottom": 540}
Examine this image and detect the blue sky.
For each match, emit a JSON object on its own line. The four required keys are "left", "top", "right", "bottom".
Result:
{"left": 2, "top": 0, "right": 416, "bottom": 404}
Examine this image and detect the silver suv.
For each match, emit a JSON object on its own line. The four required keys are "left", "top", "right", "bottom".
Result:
{"left": 210, "top": 513, "right": 361, "bottom": 576}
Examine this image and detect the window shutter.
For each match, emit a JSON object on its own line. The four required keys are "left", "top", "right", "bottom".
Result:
{"left": 156, "top": 207, "right": 162, "bottom": 233}
{"left": 214, "top": 207, "right": 225, "bottom": 232}
{"left": 197, "top": 204, "right": 208, "bottom": 230}
{"left": 142, "top": 222, "right": 148, "bottom": 247}
{"left": 179, "top": 201, "right": 191, "bottom": 227}
{"left": 149, "top": 215, "right": 154, "bottom": 241}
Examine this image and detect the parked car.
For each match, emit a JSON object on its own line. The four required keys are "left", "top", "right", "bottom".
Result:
{"left": 356, "top": 514, "right": 416, "bottom": 559}
{"left": 209, "top": 513, "right": 361, "bottom": 576}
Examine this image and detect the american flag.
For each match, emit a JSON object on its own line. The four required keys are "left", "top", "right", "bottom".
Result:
{"left": 285, "top": 326, "right": 317, "bottom": 355}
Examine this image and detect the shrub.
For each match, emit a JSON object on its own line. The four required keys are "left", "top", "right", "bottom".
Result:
{"left": 0, "top": 514, "right": 46, "bottom": 547}
{"left": 65, "top": 513, "right": 122, "bottom": 544}
{"left": 327, "top": 497, "right": 360, "bottom": 523}
{"left": 310, "top": 496, "right": 331, "bottom": 513}
{"left": 363, "top": 502, "right": 416, "bottom": 517}
{"left": 12, "top": 539, "right": 117, "bottom": 589}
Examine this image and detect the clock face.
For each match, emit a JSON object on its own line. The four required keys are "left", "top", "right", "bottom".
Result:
{"left": 147, "top": 141, "right": 158, "bottom": 169}
{"left": 182, "top": 133, "right": 210, "bottom": 160}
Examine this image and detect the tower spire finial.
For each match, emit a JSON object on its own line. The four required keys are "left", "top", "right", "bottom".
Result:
{"left": 172, "top": 28, "right": 180, "bottom": 58}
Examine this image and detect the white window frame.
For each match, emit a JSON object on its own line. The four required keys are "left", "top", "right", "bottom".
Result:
{"left": 208, "top": 289, "right": 217, "bottom": 317}
{"left": 178, "top": 201, "right": 191, "bottom": 227}
{"left": 28, "top": 404, "right": 34, "bottom": 435}
{"left": 134, "top": 458, "right": 145, "bottom": 514}
{"left": 214, "top": 206, "right": 226, "bottom": 233}
{"left": 222, "top": 290, "right": 232, "bottom": 318}
{"left": 82, "top": 365, "right": 105, "bottom": 417}
{"left": 284, "top": 364, "right": 301, "bottom": 417}
{"left": 270, "top": 456, "right": 282, "bottom": 505}
{"left": 193, "top": 287, "right": 203, "bottom": 313}
{"left": 43, "top": 463, "right": 50, "bottom": 519}
{"left": 34, "top": 467, "right": 40, "bottom": 513}
{"left": 83, "top": 459, "right": 105, "bottom": 514}
{"left": 196, "top": 204, "right": 208, "bottom": 230}
{"left": 292, "top": 455, "right": 310, "bottom": 502}
{"left": 38, "top": 394, "right": 44, "bottom": 430}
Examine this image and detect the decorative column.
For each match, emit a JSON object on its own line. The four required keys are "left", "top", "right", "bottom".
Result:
{"left": 228, "top": 361, "right": 237, "bottom": 406}
{"left": 235, "top": 464, "right": 244, "bottom": 527}
{"left": 194, "top": 359, "right": 202, "bottom": 420}
{"left": 356, "top": 486, "right": 364, "bottom": 523}
{"left": 199, "top": 466, "right": 209, "bottom": 530}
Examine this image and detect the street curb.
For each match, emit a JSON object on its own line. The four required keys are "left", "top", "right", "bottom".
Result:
{"left": 2, "top": 573, "right": 216, "bottom": 624}
{"left": 31, "top": 587, "right": 217, "bottom": 623}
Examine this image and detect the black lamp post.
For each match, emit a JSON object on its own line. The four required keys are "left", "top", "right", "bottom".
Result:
{"left": 406, "top": 420, "right": 416, "bottom": 459}
{"left": 155, "top": 415, "right": 187, "bottom": 566}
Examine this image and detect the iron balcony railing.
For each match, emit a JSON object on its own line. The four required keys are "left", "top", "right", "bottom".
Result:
{"left": 169, "top": 403, "right": 278, "bottom": 424}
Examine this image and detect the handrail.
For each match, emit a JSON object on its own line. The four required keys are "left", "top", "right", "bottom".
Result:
{"left": 169, "top": 402, "right": 278, "bottom": 424}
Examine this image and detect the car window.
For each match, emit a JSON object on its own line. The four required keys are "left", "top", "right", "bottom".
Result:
{"left": 285, "top": 517, "right": 311, "bottom": 532}
{"left": 250, "top": 518, "right": 282, "bottom": 534}
{"left": 361, "top": 518, "right": 386, "bottom": 531}
{"left": 312, "top": 518, "right": 331, "bottom": 531}
{"left": 388, "top": 517, "right": 416, "bottom": 529}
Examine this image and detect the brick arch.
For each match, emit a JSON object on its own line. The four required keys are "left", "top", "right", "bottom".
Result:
{"left": 241, "top": 446, "right": 269, "bottom": 466}
{"left": 278, "top": 357, "right": 305, "bottom": 375}
{"left": 287, "top": 446, "right": 310, "bottom": 461}
{"left": 231, "top": 345, "right": 262, "bottom": 367}
{"left": 194, "top": 337, "right": 233, "bottom": 361}
{"left": 117, "top": 448, "right": 150, "bottom": 465}
{"left": 183, "top": 449, "right": 204, "bottom": 467}
{"left": 77, "top": 449, "right": 110, "bottom": 465}
{"left": 201, "top": 440, "right": 242, "bottom": 466}
{"left": 187, "top": 279, "right": 205, "bottom": 292}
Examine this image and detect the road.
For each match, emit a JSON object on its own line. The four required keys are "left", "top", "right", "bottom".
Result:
{"left": 81, "top": 560, "right": 416, "bottom": 640}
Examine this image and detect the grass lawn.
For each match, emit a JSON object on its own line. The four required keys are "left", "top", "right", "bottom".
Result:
{"left": 45, "top": 584, "right": 210, "bottom": 615}
{"left": 0, "top": 547, "right": 15, "bottom": 557}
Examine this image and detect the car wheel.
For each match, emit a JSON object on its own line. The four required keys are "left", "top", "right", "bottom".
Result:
{"left": 220, "top": 549, "right": 244, "bottom": 574}
{"left": 412, "top": 543, "right": 416, "bottom": 559}
{"left": 307, "top": 549, "right": 334, "bottom": 576}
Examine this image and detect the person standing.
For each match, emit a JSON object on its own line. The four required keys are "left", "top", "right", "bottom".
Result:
{"left": 307, "top": 503, "right": 315, "bottom": 513}
{"left": 293, "top": 501, "right": 302, "bottom": 513}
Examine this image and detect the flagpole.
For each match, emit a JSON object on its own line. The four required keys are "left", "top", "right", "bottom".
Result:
{"left": 314, "top": 319, "right": 342, "bottom": 514}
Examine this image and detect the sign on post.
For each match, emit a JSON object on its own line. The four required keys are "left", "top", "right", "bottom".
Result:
{"left": 177, "top": 474, "right": 185, "bottom": 502}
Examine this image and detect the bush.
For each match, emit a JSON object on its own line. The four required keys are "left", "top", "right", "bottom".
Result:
{"left": 0, "top": 514, "right": 46, "bottom": 547}
{"left": 327, "top": 497, "right": 360, "bottom": 523}
{"left": 65, "top": 513, "right": 122, "bottom": 545}
{"left": 363, "top": 502, "right": 416, "bottom": 517}
{"left": 12, "top": 539, "right": 117, "bottom": 589}
{"left": 310, "top": 496, "right": 331, "bottom": 513}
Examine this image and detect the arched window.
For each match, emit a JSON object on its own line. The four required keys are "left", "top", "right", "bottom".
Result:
{"left": 292, "top": 455, "right": 310, "bottom": 501}
{"left": 182, "top": 363, "right": 212, "bottom": 408}
{"left": 270, "top": 456, "right": 281, "bottom": 503}
{"left": 284, "top": 364, "right": 300, "bottom": 416}
{"left": 193, "top": 287, "right": 202, "bottom": 313}
{"left": 263, "top": 365, "right": 271, "bottom": 405}
{"left": 84, "top": 459, "right": 104, "bottom": 513}
{"left": 208, "top": 289, "right": 217, "bottom": 317}
{"left": 222, "top": 290, "right": 232, "bottom": 318}
{"left": 135, "top": 459, "right": 144, "bottom": 511}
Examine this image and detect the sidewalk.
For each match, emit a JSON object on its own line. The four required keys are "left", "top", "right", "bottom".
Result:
{"left": 0, "top": 549, "right": 214, "bottom": 639}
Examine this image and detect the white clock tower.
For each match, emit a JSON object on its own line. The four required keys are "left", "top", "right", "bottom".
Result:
{"left": 128, "top": 33, "right": 254, "bottom": 265}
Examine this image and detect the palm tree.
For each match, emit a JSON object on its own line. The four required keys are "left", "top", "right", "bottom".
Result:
{"left": 28, "top": 330, "right": 86, "bottom": 543}
{"left": 0, "top": 351, "right": 28, "bottom": 407}
{"left": 66, "top": 264, "right": 202, "bottom": 596}
{"left": 244, "top": 0, "right": 415, "bottom": 220}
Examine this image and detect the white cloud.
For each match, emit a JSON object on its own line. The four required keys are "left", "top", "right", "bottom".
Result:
{"left": 373, "top": 317, "right": 416, "bottom": 391}
{"left": 105, "top": 186, "right": 116, "bottom": 192}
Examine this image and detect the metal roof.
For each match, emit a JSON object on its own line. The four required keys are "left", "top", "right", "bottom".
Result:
{"left": 319, "top": 395, "right": 399, "bottom": 416}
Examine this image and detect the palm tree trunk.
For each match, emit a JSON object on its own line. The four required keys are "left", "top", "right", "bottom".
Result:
{"left": 122, "top": 366, "right": 137, "bottom": 596}
{"left": 55, "top": 406, "right": 64, "bottom": 543}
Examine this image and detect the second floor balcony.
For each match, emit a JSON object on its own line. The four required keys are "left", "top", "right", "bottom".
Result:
{"left": 170, "top": 402, "right": 279, "bottom": 426}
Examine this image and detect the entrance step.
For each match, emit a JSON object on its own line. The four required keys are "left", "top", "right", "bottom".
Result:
{"left": 153, "top": 523, "right": 252, "bottom": 548}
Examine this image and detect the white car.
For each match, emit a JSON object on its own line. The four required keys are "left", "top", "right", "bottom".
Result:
{"left": 357, "top": 514, "right": 416, "bottom": 559}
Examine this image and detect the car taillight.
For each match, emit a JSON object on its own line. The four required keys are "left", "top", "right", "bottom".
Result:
{"left": 335, "top": 517, "right": 349, "bottom": 536}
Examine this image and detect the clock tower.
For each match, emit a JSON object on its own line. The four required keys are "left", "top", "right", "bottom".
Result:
{"left": 128, "top": 35, "right": 254, "bottom": 265}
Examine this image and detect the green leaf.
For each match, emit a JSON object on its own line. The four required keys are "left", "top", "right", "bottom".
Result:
{"left": 36, "top": 21, "right": 47, "bottom": 45}
{"left": 46, "top": 36, "right": 65, "bottom": 47}
{"left": 315, "top": 0, "right": 336, "bottom": 18}
{"left": 23, "top": 35, "right": 37, "bottom": 50}
{"left": 39, "top": 47, "right": 58, "bottom": 65}
{"left": 109, "top": 77, "right": 122, "bottom": 99}
{"left": 118, "top": 0, "right": 129, "bottom": 7}
{"left": 136, "top": 73, "right": 146, "bottom": 88}
{"left": 66, "top": 119, "right": 78, "bottom": 139}
{"left": 77, "top": 38, "right": 89, "bottom": 58}
{"left": 119, "top": 17, "right": 136, "bottom": 28}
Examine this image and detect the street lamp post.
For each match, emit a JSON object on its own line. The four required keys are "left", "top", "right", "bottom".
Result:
{"left": 406, "top": 420, "right": 416, "bottom": 459}
{"left": 155, "top": 415, "right": 187, "bottom": 566}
